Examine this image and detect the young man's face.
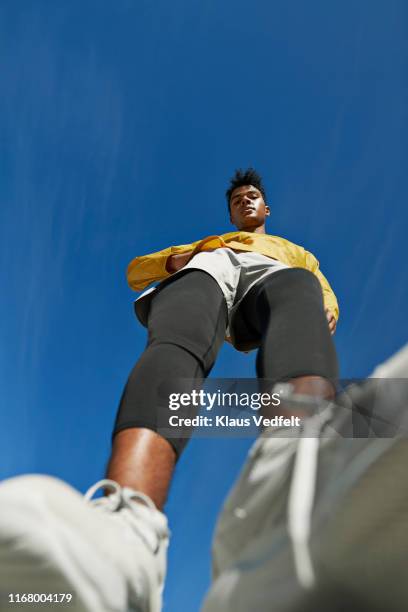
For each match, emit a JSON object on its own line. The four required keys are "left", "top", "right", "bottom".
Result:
{"left": 229, "top": 185, "right": 270, "bottom": 231}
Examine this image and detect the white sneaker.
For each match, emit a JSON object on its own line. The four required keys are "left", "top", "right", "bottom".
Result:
{"left": 0, "top": 475, "right": 169, "bottom": 612}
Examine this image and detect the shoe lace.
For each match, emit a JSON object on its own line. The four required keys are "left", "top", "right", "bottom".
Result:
{"left": 84, "top": 479, "right": 122, "bottom": 510}
{"left": 287, "top": 402, "right": 334, "bottom": 589}
{"left": 84, "top": 479, "right": 168, "bottom": 554}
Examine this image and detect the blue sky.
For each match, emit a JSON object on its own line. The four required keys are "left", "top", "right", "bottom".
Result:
{"left": 1, "top": 1, "right": 407, "bottom": 610}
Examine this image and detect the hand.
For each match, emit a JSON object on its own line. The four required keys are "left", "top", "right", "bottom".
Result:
{"left": 325, "top": 308, "right": 337, "bottom": 335}
{"left": 165, "top": 251, "right": 193, "bottom": 273}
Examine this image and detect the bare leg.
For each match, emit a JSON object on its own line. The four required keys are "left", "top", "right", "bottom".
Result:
{"left": 105, "top": 377, "right": 335, "bottom": 515}
{"left": 108, "top": 273, "right": 227, "bottom": 511}
{"left": 288, "top": 374, "right": 335, "bottom": 416}
{"left": 106, "top": 428, "right": 176, "bottom": 511}
{"left": 262, "top": 374, "right": 336, "bottom": 420}
{"left": 107, "top": 376, "right": 334, "bottom": 511}
{"left": 288, "top": 374, "right": 335, "bottom": 400}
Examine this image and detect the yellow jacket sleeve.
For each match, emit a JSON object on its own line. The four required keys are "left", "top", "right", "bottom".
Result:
{"left": 304, "top": 251, "right": 340, "bottom": 321}
{"left": 127, "top": 241, "right": 198, "bottom": 291}
{"left": 126, "top": 235, "right": 234, "bottom": 291}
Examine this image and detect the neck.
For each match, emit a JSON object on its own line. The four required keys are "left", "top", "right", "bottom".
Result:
{"left": 239, "top": 224, "right": 266, "bottom": 234}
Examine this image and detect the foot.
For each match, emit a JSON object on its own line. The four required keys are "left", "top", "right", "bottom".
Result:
{"left": 0, "top": 475, "right": 169, "bottom": 611}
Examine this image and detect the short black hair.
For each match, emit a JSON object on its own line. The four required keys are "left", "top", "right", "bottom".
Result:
{"left": 226, "top": 167, "right": 266, "bottom": 211}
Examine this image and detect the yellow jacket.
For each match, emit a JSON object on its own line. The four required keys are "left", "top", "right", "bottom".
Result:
{"left": 127, "top": 232, "right": 339, "bottom": 320}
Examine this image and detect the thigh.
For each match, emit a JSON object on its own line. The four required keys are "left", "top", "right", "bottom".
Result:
{"left": 239, "top": 268, "right": 338, "bottom": 381}
{"left": 239, "top": 267, "right": 325, "bottom": 336}
{"left": 147, "top": 269, "right": 228, "bottom": 373}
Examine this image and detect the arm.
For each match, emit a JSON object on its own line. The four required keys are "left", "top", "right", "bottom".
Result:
{"left": 304, "top": 250, "right": 340, "bottom": 333}
{"left": 127, "top": 235, "right": 227, "bottom": 291}
{"left": 127, "top": 242, "right": 196, "bottom": 291}
{"left": 165, "top": 251, "right": 194, "bottom": 273}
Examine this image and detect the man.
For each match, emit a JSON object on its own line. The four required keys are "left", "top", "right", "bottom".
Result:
{"left": 0, "top": 169, "right": 339, "bottom": 612}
